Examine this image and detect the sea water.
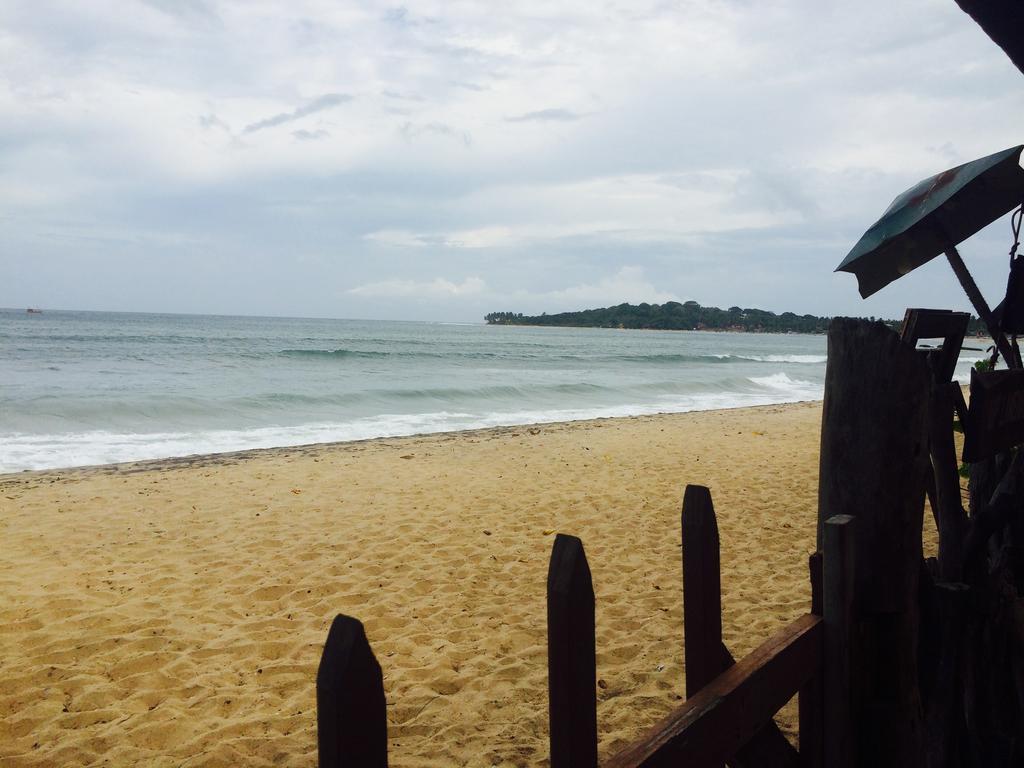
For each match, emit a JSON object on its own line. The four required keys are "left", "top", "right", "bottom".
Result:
{"left": 0, "top": 309, "right": 983, "bottom": 473}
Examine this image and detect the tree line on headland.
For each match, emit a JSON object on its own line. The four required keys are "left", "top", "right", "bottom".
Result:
{"left": 485, "top": 301, "right": 989, "bottom": 335}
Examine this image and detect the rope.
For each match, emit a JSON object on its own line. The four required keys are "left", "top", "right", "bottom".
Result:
{"left": 1011, "top": 203, "right": 1023, "bottom": 263}
{"left": 1005, "top": 203, "right": 1024, "bottom": 369}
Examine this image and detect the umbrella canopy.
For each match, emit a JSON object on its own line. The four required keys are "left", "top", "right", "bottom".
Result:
{"left": 836, "top": 145, "right": 1024, "bottom": 299}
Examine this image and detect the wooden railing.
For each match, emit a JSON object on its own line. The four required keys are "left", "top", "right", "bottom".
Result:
{"left": 315, "top": 485, "right": 855, "bottom": 767}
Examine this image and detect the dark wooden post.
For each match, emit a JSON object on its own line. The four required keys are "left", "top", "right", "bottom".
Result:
{"left": 547, "top": 533, "right": 598, "bottom": 768}
{"left": 317, "top": 614, "right": 388, "bottom": 768}
{"left": 798, "top": 551, "right": 824, "bottom": 768}
{"left": 682, "top": 484, "right": 723, "bottom": 700}
{"left": 808, "top": 551, "right": 823, "bottom": 617}
{"left": 823, "top": 515, "right": 855, "bottom": 768}
{"left": 818, "top": 318, "right": 929, "bottom": 767}
{"left": 898, "top": 308, "right": 970, "bottom": 582}
{"left": 927, "top": 381, "right": 967, "bottom": 581}
{"left": 943, "top": 245, "right": 1017, "bottom": 368}
{"left": 682, "top": 485, "right": 725, "bottom": 768}
{"left": 681, "top": 485, "right": 799, "bottom": 768}
{"left": 924, "top": 582, "right": 969, "bottom": 768}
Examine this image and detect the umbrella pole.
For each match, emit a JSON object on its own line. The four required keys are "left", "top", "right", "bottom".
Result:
{"left": 944, "top": 245, "right": 1018, "bottom": 368}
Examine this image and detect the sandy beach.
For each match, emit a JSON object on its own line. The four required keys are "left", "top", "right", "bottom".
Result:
{"left": 2, "top": 401, "right": 833, "bottom": 766}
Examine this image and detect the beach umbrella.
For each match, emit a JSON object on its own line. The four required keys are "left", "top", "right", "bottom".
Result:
{"left": 835, "top": 144, "right": 1024, "bottom": 361}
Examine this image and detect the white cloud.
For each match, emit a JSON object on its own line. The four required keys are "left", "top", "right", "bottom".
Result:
{"left": 362, "top": 229, "right": 431, "bottom": 248}
{"left": 348, "top": 276, "right": 488, "bottom": 299}
{"left": 521, "top": 267, "right": 677, "bottom": 309}
{"left": 363, "top": 226, "right": 518, "bottom": 249}
{"left": 439, "top": 227, "right": 518, "bottom": 248}
{"left": 361, "top": 171, "right": 805, "bottom": 253}
{"left": 2, "top": 0, "right": 1022, "bottom": 320}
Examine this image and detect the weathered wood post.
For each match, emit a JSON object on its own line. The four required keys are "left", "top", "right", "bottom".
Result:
{"left": 818, "top": 318, "right": 931, "bottom": 767}
{"left": 823, "top": 515, "right": 855, "bottom": 768}
{"left": 681, "top": 484, "right": 798, "bottom": 768}
{"left": 798, "top": 551, "right": 824, "bottom": 768}
{"left": 682, "top": 485, "right": 723, "bottom": 702}
{"left": 924, "top": 582, "right": 969, "bottom": 768}
{"left": 316, "top": 614, "right": 389, "bottom": 768}
{"left": 547, "top": 533, "right": 598, "bottom": 768}
{"left": 927, "top": 381, "right": 967, "bottom": 581}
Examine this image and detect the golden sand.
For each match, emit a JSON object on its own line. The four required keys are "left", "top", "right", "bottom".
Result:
{"left": 1, "top": 401, "right": 828, "bottom": 766}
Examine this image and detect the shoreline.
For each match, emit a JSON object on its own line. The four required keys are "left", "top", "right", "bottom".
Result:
{"left": 0, "top": 398, "right": 824, "bottom": 481}
{"left": 484, "top": 322, "right": 829, "bottom": 334}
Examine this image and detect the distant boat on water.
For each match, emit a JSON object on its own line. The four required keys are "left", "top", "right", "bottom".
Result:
{"left": 26, "top": 308, "right": 42, "bottom": 314}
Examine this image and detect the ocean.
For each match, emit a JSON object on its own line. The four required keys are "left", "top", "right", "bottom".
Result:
{"left": 0, "top": 309, "right": 981, "bottom": 473}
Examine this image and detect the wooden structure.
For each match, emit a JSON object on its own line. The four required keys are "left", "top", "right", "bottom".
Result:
{"left": 900, "top": 309, "right": 972, "bottom": 582}
{"left": 899, "top": 308, "right": 969, "bottom": 384}
{"left": 819, "top": 317, "right": 931, "bottom": 766}
{"left": 315, "top": 315, "right": 1024, "bottom": 766}
{"left": 316, "top": 488, "right": 857, "bottom": 767}
{"left": 962, "top": 368, "right": 1024, "bottom": 462}
{"left": 825, "top": 316, "right": 1024, "bottom": 766}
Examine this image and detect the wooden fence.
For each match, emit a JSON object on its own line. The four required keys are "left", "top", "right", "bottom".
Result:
{"left": 316, "top": 485, "right": 856, "bottom": 767}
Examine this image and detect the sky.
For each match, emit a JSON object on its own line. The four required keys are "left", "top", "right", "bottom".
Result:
{"left": 1, "top": 0, "right": 1023, "bottom": 323}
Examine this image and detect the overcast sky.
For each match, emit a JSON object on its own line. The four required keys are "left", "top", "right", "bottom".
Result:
{"left": 2, "top": 0, "right": 1022, "bottom": 322}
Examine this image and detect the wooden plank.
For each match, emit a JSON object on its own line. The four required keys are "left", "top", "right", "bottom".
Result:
{"left": 548, "top": 533, "right": 598, "bottom": 768}
{"left": 316, "top": 614, "right": 389, "bottom": 768}
{"left": 823, "top": 515, "right": 854, "bottom": 768}
{"left": 718, "top": 643, "right": 800, "bottom": 768}
{"left": 962, "top": 368, "right": 1024, "bottom": 463}
{"left": 898, "top": 308, "right": 969, "bottom": 384}
{"left": 899, "top": 308, "right": 969, "bottom": 343}
{"left": 943, "top": 245, "right": 1017, "bottom": 369}
{"left": 604, "top": 614, "right": 823, "bottom": 768}
{"left": 798, "top": 552, "right": 824, "bottom": 768}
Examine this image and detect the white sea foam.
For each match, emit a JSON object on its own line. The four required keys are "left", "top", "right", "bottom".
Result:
{"left": 745, "top": 354, "right": 828, "bottom": 363}
{"left": 750, "top": 371, "right": 820, "bottom": 393}
{"left": 2, "top": 310, "right": 830, "bottom": 473}
{"left": 1, "top": 377, "right": 827, "bottom": 473}
{"left": 712, "top": 354, "right": 827, "bottom": 363}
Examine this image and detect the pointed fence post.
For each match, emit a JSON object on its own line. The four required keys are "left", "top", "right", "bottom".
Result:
{"left": 547, "top": 533, "right": 598, "bottom": 768}
{"left": 317, "top": 614, "right": 388, "bottom": 768}
{"left": 682, "top": 485, "right": 723, "bottom": 700}
{"left": 682, "top": 484, "right": 800, "bottom": 768}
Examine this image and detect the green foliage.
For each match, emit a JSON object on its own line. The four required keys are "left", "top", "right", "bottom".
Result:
{"left": 488, "top": 305, "right": 991, "bottom": 337}
{"left": 958, "top": 462, "right": 971, "bottom": 479}
{"left": 484, "top": 312, "right": 525, "bottom": 324}
{"left": 486, "top": 301, "right": 833, "bottom": 333}
{"left": 974, "top": 358, "right": 992, "bottom": 372}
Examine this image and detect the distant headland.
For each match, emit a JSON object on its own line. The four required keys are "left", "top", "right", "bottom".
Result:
{"left": 485, "top": 301, "right": 988, "bottom": 335}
